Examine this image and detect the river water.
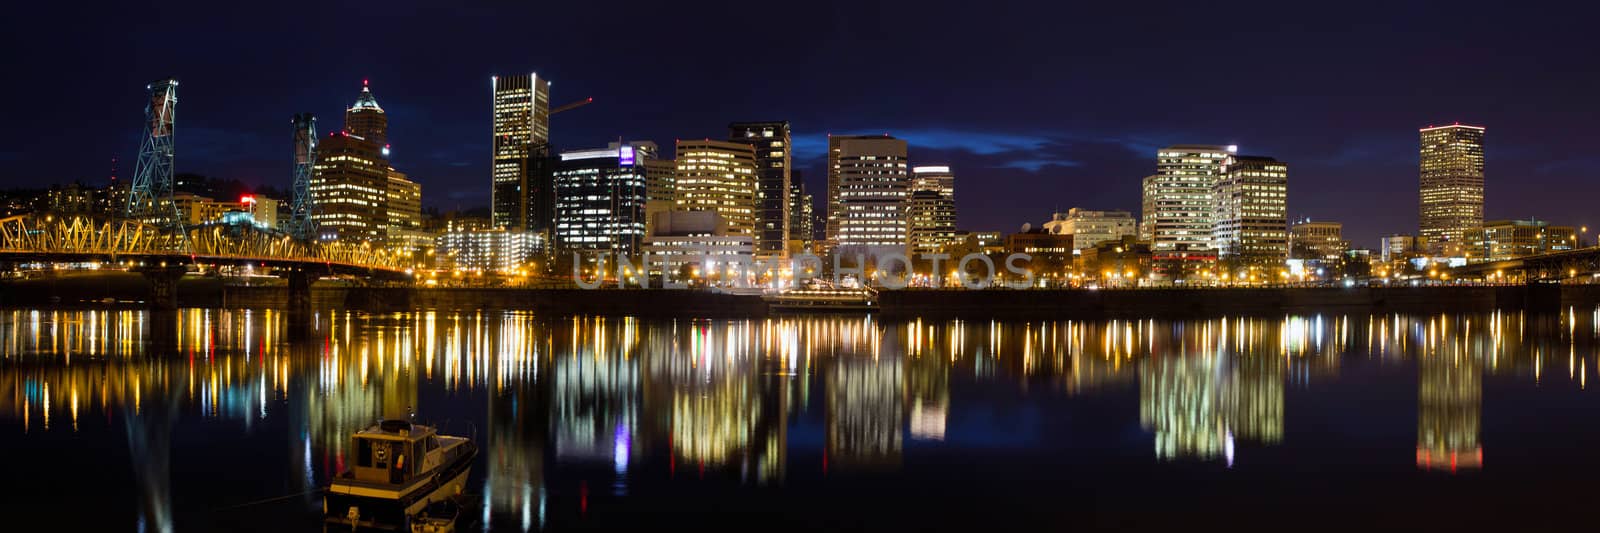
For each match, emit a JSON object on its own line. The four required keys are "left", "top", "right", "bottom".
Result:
{"left": 3, "top": 308, "right": 1600, "bottom": 531}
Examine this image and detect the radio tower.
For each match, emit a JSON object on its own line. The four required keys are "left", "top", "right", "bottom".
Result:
{"left": 125, "top": 78, "right": 180, "bottom": 225}
{"left": 289, "top": 113, "right": 318, "bottom": 240}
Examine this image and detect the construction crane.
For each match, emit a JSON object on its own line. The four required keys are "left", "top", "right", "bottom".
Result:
{"left": 550, "top": 97, "right": 593, "bottom": 116}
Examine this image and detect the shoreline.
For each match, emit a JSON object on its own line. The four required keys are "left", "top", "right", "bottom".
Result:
{"left": 5, "top": 273, "right": 1600, "bottom": 319}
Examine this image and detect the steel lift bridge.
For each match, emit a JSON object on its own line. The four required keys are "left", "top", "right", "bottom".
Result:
{"left": 0, "top": 78, "right": 410, "bottom": 309}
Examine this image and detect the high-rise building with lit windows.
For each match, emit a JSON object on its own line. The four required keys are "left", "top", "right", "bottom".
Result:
{"left": 310, "top": 82, "right": 391, "bottom": 243}
{"left": 674, "top": 139, "right": 758, "bottom": 238}
{"left": 552, "top": 142, "right": 654, "bottom": 255}
{"left": 729, "top": 121, "right": 791, "bottom": 257}
{"left": 1212, "top": 155, "right": 1288, "bottom": 265}
{"left": 1419, "top": 124, "right": 1485, "bottom": 255}
{"left": 789, "top": 181, "right": 814, "bottom": 254}
{"left": 491, "top": 73, "right": 553, "bottom": 231}
{"left": 827, "top": 135, "right": 910, "bottom": 256}
{"left": 1043, "top": 208, "right": 1136, "bottom": 250}
{"left": 907, "top": 165, "right": 957, "bottom": 256}
{"left": 1142, "top": 144, "right": 1233, "bottom": 252}
{"left": 385, "top": 168, "right": 422, "bottom": 231}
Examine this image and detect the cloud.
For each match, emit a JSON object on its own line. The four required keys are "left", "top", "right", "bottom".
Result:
{"left": 791, "top": 127, "right": 1169, "bottom": 173}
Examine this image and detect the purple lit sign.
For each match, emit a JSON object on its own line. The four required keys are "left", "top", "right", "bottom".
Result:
{"left": 619, "top": 145, "right": 636, "bottom": 166}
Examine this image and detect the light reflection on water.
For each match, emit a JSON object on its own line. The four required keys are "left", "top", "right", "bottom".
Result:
{"left": 2, "top": 307, "right": 1598, "bottom": 531}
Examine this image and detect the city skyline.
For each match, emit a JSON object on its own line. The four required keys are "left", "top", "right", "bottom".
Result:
{"left": 5, "top": 2, "right": 1600, "bottom": 249}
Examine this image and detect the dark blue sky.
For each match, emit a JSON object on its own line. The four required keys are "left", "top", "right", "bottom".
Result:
{"left": 3, "top": 1, "right": 1598, "bottom": 247}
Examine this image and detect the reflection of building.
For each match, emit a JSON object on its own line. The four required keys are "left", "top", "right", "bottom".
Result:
{"left": 904, "top": 349, "right": 949, "bottom": 442}
{"left": 1419, "top": 124, "right": 1485, "bottom": 255}
{"left": 1140, "top": 353, "right": 1282, "bottom": 463}
{"left": 551, "top": 327, "right": 638, "bottom": 487}
{"left": 826, "top": 355, "right": 904, "bottom": 469}
{"left": 1417, "top": 353, "right": 1482, "bottom": 471}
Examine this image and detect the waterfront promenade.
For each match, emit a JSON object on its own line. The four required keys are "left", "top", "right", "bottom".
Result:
{"left": 5, "top": 271, "right": 1599, "bottom": 319}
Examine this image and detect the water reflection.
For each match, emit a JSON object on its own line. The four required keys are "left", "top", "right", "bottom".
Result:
{"left": 3, "top": 308, "right": 1600, "bottom": 529}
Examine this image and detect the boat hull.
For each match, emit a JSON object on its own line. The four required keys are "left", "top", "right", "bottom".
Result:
{"left": 324, "top": 447, "right": 474, "bottom": 531}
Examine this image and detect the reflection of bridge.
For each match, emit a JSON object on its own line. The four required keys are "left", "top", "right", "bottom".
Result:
{"left": 0, "top": 213, "right": 410, "bottom": 308}
{"left": 1450, "top": 247, "right": 1600, "bottom": 281}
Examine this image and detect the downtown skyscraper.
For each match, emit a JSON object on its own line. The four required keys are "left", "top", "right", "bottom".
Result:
{"left": 826, "top": 134, "right": 909, "bottom": 256}
{"left": 1419, "top": 124, "right": 1485, "bottom": 255}
{"left": 1212, "top": 155, "right": 1288, "bottom": 265}
{"left": 674, "top": 139, "right": 759, "bottom": 237}
{"left": 1141, "top": 144, "right": 1234, "bottom": 252}
{"left": 729, "top": 122, "right": 791, "bottom": 258}
{"left": 310, "top": 82, "right": 391, "bottom": 243}
{"left": 490, "top": 73, "right": 553, "bottom": 232}
{"left": 552, "top": 142, "right": 653, "bottom": 255}
{"left": 907, "top": 165, "right": 957, "bottom": 256}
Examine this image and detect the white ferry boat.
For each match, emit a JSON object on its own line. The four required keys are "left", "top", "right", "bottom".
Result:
{"left": 323, "top": 419, "right": 476, "bottom": 531}
{"left": 764, "top": 280, "right": 878, "bottom": 312}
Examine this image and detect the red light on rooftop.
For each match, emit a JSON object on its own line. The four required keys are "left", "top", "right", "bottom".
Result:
{"left": 240, "top": 195, "right": 256, "bottom": 204}
{"left": 363, "top": 78, "right": 369, "bottom": 87}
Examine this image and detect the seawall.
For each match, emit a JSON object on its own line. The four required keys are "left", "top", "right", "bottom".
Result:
{"left": 5, "top": 272, "right": 1600, "bottom": 319}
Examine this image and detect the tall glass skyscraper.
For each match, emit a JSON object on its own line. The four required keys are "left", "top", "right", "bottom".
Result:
{"left": 729, "top": 121, "right": 791, "bottom": 258}
{"left": 552, "top": 142, "right": 653, "bottom": 255}
{"left": 491, "top": 73, "right": 552, "bottom": 231}
{"left": 1419, "top": 124, "right": 1485, "bottom": 255}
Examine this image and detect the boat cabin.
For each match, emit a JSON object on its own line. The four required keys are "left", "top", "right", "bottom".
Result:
{"left": 349, "top": 420, "right": 447, "bottom": 485}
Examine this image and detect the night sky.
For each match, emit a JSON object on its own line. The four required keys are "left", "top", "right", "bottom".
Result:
{"left": 4, "top": 1, "right": 1597, "bottom": 247}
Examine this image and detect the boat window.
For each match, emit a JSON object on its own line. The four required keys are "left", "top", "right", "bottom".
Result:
{"left": 356, "top": 438, "right": 373, "bottom": 468}
{"left": 413, "top": 442, "right": 425, "bottom": 475}
{"left": 426, "top": 435, "right": 440, "bottom": 452}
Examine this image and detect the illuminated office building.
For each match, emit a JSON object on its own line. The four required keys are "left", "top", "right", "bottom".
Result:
{"left": 1043, "top": 208, "right": 1136, "bottom": 250}
{"left": 729, "top": 121, "right": 791, "bottom": 257}
{"left": 674, "top": 139, "right": 758, "bottom": 238}
{"left": 1480, "top": 219, "right": 1576, "bottom": 260}
{"left": 1289, "top": 220, "right": 1347, "bottom": 261}
{"left": 491, "top": 73, "right": 553, "bottom": 231}
{"left": 386, "top": 168, "right": 422, "bottom": 231}
{"left": 310, "top": 82, "right": 391, "bottom": 243}
{"left": 1419, "top": 124, "right": 1485, "bottom": 255}
{"left": 907, "top": 166, "right": 957, "bottom": 256}
{"left": 436, "top": 221, "right": 546, "bottom": 272}
{"left": 1212, "top": 155, "right": 1288, "bottom": 266}
{"left": 788, "top": 181, "right": 814, "bottom": 254}
{"left": 552, "top": 142, "right": 654, "bottom": 255}
{"left": 1142, "top": 144, "right": 1232, "bottom": 251}
{"left": 828, "top": 135, "right": 910, "bottom": 256}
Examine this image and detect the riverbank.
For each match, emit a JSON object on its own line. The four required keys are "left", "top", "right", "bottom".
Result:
{"left": 5, "top": 272, "right": 1600, "bottom": 319}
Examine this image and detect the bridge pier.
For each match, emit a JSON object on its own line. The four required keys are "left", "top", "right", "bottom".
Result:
{"left": 282, "top": 268, "right": 321, "bottom": 341}
{"left": 137, "top": 266, "right": 188, "bottom": 311}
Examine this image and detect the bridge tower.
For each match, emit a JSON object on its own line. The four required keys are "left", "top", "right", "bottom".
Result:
{"left": 125, "top": 78, "right": 181, "bottom": 225}
{"left": 289, "top": 113, "right": 318, "bottom": 240}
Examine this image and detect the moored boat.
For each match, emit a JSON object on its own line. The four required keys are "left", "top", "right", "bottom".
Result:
{"left": 323, "top": 419, "right": 476, "bottom": 531}
{"left": 764, "top": 281, "right": 878, "bottom": 312}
